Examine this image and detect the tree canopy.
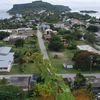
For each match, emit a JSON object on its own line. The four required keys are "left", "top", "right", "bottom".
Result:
{"left": 48, "top": 35, "right": 64, "bottom": 51}
{"left": 15, "top": 39, "right": 24, "bottom": 47}
{"left": 0, "top": 31, "right": 10, "bottom": 40}
{"left": 74, "top": 73, "right": 86, "bottom": 89}
{"left": 84, "top": 33, "right": 96, "bottom": 44}
{"left": 73, "top": 51, "right": 100, "bottom": 71}
{"left": 87, "top": 25, "right": 99, "bottom": 32}
{"left": 0, "top": 85, "right": 24, "bottom": 100}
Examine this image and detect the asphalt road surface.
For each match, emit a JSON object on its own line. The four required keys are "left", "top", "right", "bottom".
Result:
{"left": 37, "top": 29, "right": 49, "bottom": 59}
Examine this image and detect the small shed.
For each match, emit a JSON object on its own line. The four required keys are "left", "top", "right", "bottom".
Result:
{"left": 63, "top": 63, "right": 73, "bottom": 69}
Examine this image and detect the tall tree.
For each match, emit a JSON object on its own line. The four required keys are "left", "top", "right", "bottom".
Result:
{"left": 74, "top": 73, "right": 86, "bottom": 89}
{"left": 0, "top": 85, "right": 24, "bottom": 100}
{"left": 84, "top": 33, "right": 96, "bottom": 44}
{"left": 15, "top": 39, "right": 24, "bottom": 47}
{"left": 73, "top": 51, "right": 99, "bottom": 71}
{"left": 87, "top": 25, "right": 99, "bottom": 32}
{"left": 48, "top": 35, "right": 64, "bottom": 51}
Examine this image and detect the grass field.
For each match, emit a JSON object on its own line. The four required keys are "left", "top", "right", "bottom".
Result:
{"left": 0, "top": 63, "right": 35, "bottom": 75}
{"left": 48, "top": 48, "right": 77, "bottom": 73}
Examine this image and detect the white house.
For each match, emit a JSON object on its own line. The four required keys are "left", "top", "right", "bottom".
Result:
{"left": 16, "top": 28, "right": 32, "bottom": 34}
{"left": 0, "top": 47, "right": 14, "bottom": 72}
{"left": 0, "top": 29, "right": 12, "bottom": 33}
{"left": 53, "top": 23, "right": 65, "bottom": 29}
{"left": 40, "top": 23, "right": 50, "bottom": 31}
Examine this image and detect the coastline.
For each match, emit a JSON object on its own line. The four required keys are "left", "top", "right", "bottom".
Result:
{"left": 0, "top": 9, "right": 100, "bottom": 19}
{"left": 71, "top": 10, "right": 100, "bottom": 18}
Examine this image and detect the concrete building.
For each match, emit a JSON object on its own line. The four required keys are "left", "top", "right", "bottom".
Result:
{"left": 3, "top": 28, "right": 33, "bottom": 42}
{"left": 0, "top": 47, "right": 14, "bottom": 72}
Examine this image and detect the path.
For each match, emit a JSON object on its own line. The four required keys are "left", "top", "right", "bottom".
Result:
{"left": 37, "top": 29, "right": 49, "bottom": 59}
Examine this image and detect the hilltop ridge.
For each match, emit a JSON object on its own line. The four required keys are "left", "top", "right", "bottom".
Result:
{"left": 8, "top": 1, "right": 71, "bottom": 14}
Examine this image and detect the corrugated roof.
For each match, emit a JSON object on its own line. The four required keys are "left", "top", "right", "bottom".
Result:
{"left": 0, "top": 61, "right": 12, "bottom": 68}
{"left": 0, "top": 47, "right": 11, "bottom": 55}
{"left": 0, "top": 53, "right": 14, "bottom": 61}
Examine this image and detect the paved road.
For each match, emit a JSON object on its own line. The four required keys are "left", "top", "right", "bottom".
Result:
{"left": 0, "top": 74, "right": 32, "bottom": 79}
{"left": 95, "top": 32, "right": 100, "bottom": 37}
{"left": 1, "top": 73, "right": 100, "bottom": 79}
{"left": 58, "top": 73, "right": 100, "bottom": 79}
{"left": 37, "top": 29, "right": 49, "bottom": 59}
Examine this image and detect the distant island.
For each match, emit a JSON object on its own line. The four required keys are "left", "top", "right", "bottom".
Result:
{"left": 8, "top": 1, "right": 71, "bottom": 14}
{"left": 80, "top": 10, "right": 98, "bottom": 13}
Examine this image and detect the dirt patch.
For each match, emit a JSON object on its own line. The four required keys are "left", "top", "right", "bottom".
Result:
{"left": 73, "top": 89, "right": 92, "bottom": 100}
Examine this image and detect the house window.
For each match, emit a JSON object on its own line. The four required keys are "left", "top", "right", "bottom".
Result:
{"left": 3, "top": 68, "right": 8, "bottom": 70}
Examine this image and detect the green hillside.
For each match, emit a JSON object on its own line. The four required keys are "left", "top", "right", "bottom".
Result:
{"left": 8, "top": 1, "right": 71, "bottom": 14}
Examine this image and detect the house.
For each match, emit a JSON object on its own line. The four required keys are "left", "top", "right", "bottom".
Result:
{"left": 3, "top": 34, "right": 28, "bottom": 42}
{"left": 71, "top": 18, "right": 83, "bottom": 25}
{"left": 0, "top": 29, "right": 12, "bottom": 33}
{"left": 65, "top": 18, "right": 84, "bottom": 27}
{"left": 53, "top": 23, "right": 65, "bottom": 29}
{"left": 43, "top": 29, "right": 52, "bottom": 40}
{"left": 16, "top": 28, "right": 33, "bottom": 34}
{"left": 40, "top": 23, "right": 50, "bottom": 31}
{"left": 43, "top": 29, "right": 57, "bottom": 41}
{"left": 63, "top": 63, "right": 73, "bottom": 69}
{"left": 0, "top": 47, "right": 14, "bottom": 72}
{"left": 3, "top": 28, "right": 33, "bottom": 42}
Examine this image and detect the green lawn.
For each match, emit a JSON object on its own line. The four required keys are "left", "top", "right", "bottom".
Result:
{"left": 75, "top": 40, "right": 87, "bottom": 45}
{"left": 48, "top": 49, "right": 77, "bottom": 73}
{"left": 0, "top": 63, "right": 35, "bottom": 75}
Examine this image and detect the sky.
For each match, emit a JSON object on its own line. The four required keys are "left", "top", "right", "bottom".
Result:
{"left": 0, "top": 0, "right": 100, "bottom": 11}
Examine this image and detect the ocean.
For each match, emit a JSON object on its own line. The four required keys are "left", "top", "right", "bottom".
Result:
{"left": 71, "top": 10, "right": 100, "bottom": 19}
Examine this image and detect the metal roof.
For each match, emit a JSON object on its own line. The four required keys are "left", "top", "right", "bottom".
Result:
{"left": 0, "top": 61, "right": 12, "bottom": 68}
{"left": 0, "top": 30, "right": 12, "bottom": 33}
{"left": 0, "top": 53, "right": 14, "bottom": 61}
{"left": 0, "top": 47, "right": 11, "bottom": 55}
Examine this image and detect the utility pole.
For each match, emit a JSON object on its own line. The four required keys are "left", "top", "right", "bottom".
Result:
{"left": 90, "top": 55, "right": 93, "bottom": 73}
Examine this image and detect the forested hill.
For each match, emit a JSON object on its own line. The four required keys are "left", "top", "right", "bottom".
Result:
{"left": 8, "top": 1, "right": 71, "bottom": 14}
